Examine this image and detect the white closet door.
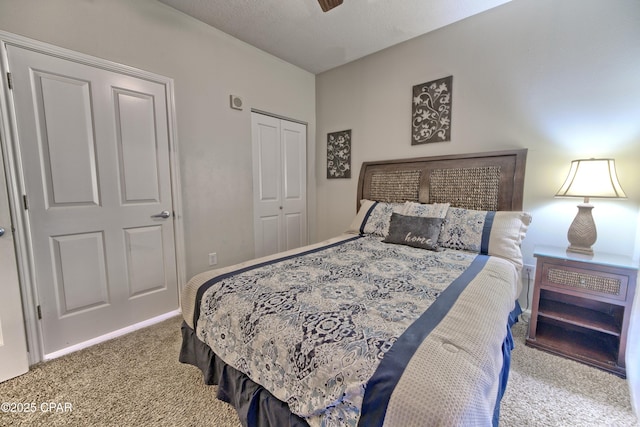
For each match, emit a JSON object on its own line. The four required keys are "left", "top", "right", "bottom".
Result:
{"left": 7, "top": 44, "right": 179, "bottom": 356}
{"left": 280, "top": 119, "right": 307, "bottom": 251}
{"left": 252, "top": 113, "right": 307, "bottom": 258}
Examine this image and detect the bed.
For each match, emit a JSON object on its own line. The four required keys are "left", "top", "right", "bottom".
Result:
{"left": 180, "top": 149, "right": 531, "bottom": 427}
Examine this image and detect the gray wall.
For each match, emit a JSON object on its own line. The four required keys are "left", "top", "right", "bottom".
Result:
{"left": 316, "top": 0, "right": 640, "bottom": 412}
{"left": 316, "top": 0, "right": 640, "bottom": 267}
{"left": 0, "top": 0, "right": 317, "bottom": 278}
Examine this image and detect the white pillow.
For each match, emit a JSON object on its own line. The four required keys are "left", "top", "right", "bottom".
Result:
{"left": 402, "top": 201, "right": 450, "bottom": 219}
{"left": 346, "top": 199, "right": 404, "bottom": 236}
{"left": 438, "top": 207, "right": 532, "bottom": 268}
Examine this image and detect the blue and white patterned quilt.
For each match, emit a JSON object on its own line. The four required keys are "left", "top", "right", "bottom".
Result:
{"left": 190, "top": 234, "right": 519, "bottom": 427}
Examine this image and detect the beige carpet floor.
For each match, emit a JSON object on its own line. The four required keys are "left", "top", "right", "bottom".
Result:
{"left": 0, "top": 316, "right": 636, "bottom": 426}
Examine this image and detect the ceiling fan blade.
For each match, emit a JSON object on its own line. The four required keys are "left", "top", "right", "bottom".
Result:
{"left": 318, "top": 0, "right": 343, "bottom": 12}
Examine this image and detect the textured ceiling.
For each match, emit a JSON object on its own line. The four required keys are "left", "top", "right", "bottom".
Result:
{"left": 158, "top": 0, "right": 512, "bottom": 74}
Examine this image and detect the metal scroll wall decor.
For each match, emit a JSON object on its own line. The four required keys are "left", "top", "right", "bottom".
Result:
{"left": 327, "top": 129, "right": 352, "bottom": 179}
{"left": 411, "top": 76, "right": 452, "bottom": 145}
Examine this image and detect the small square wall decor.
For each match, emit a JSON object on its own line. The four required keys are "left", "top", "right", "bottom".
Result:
{"left": 327, "top": 129, "right": 351, "bottom": 179}
{"left": 411, "top": 76, "right": 452, "bottom": 145}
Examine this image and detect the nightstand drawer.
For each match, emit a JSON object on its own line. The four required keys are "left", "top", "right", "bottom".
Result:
{"left": 540, "top": 263, "right": 628, "bottom": 302}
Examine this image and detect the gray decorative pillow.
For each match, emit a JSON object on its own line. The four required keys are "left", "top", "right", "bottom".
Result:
{"left": 383, "top": 213, "right": 443, "bottom": 251}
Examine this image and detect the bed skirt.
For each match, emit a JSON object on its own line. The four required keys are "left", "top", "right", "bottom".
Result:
{"left": 179, "top": 302, "right": 520, "bottom": 427}
{"left": 179, "top": 322, "right": 309, "bottom": 427}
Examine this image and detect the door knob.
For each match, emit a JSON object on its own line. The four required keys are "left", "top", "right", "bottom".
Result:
{"left": 150, "top": 210, "right": 171, "bottom": 219}
{"left": 0, "top": 226, "right": 5, "bottom": 237}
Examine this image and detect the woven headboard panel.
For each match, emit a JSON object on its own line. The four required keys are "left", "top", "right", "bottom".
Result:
{"left": 368, "top": 170, "right": 421, "bottom": 203}
{"left": 357, "top": 149, "right": 527, "bottom": 211}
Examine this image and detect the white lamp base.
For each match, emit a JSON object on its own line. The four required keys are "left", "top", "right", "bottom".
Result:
{"left": 566, "top": 203, "right": 596, "bottom": 255}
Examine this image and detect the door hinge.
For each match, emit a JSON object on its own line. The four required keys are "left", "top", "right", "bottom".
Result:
{"left": 22, "top": 194, "right": 28, "bottom": 210}
{"left": 37, "top": 305, "right": 42, "bottom": 320}
{"left": 6, "top": 72, "right": 12, "bottom": 90}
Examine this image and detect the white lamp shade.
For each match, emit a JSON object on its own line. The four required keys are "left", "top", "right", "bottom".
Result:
{"left": 555, "top": 158, "right": 627, "bottom": 199}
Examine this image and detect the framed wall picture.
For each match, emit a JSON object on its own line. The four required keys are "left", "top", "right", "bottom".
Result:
{"left": 327, "top": 129, "right": 351, "bottom": 179}
{"left": 411, "top": 75, "right": 452, "bottom": 145}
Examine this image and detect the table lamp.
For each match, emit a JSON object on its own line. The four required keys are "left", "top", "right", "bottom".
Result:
{"left": 555, "top": 158, "right": 627, "bottom": 255}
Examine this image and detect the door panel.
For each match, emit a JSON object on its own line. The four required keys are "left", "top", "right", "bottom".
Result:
{"left": 283, "top": 127, "right": 303, "bottom": 200}
{"left": 259, "top": 216, "right": 280, "bottom": 257}
{"left": 284, "top": 213, "right": 302, "bottom": 250}
{"left": 7, "top": 45, "right": 179, "bottom": 355}
{"left": 257, "top": 122, "right": 280, "bottom": 202}
{"left": 115, "top": 89, "right": 160, "bottom": 203}
{"left": 124, "top": 226, "right": 166, "bottom": 297}
{"left": 51, "top": 232, "right": 109, "bottom": 315}
{"left": 36, "top": 73, "right": 99, "bottom": 207}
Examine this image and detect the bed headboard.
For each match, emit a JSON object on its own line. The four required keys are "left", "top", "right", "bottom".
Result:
{"left": 356, "top": 149, "right": 527, "bottom": 212}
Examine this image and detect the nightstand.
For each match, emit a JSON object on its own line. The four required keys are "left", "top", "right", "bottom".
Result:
{"left": 526, "top": 245, "right": 638, "bottom": 378}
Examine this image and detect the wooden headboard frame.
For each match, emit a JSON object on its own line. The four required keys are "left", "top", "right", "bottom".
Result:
{"left": 356, "top": 149, "right": 527, "bottom": 212}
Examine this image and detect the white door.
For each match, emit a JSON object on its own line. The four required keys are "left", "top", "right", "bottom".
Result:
{"left": 0, "top": 146, "right": 29, "bottom": 382}
{"left": 251, "top": 113, "right": 307, "bottom": 258}
{"left": 6, "top": 45, "right": 179, "bottom": 355}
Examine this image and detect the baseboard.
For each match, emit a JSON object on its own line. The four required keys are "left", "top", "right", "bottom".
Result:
{"left": 43, "top": 309, "right": 181, "bottom": 361}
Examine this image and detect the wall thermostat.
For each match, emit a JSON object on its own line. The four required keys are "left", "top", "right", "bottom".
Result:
{"left": 230, "top": 94, "right": 243, "bottom": 110}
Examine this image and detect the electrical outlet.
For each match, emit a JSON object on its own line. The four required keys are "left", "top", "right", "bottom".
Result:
{"left": 208, "top": 252, "right": 218, "bottom": 266}
{"left": 524, "top": 264, "right": 535, "bottom": 275}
